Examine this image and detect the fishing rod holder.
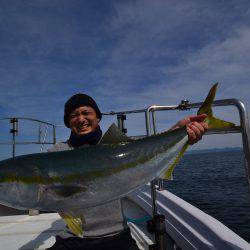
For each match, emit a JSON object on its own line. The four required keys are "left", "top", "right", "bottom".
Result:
{"left": 117, "top": 113, "right": 127, "bottom": 134}
{"left": 10, "top": 118, "right": 18, "bottom": 158}
{"left": 147, "top": 214, "right": 167, "bottom": 250}
{"left": 178, "top": 99, "right": 191, "bottom": 110}
{"left": 10, "top": 118, "right": 18, "bottom": 136}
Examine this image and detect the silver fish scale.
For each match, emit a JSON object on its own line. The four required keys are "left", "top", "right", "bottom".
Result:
{"left": 0, "top": 127, "right": 188, "bottom": 210}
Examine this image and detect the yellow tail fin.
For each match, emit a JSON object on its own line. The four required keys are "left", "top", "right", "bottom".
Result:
{"left": 162, "top": 83, "right": 235, "bottom": 180}
{"left": 197, "top": 83, "right": 235, "bottom": 129}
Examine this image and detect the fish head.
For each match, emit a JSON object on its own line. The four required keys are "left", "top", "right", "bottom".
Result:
{"left": 0, "top": 156, "right": 41, "bottom": 210}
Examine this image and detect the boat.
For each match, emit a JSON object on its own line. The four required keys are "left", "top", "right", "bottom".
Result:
{"left": 0, "top": 97, "right": 249, "bottom": 249}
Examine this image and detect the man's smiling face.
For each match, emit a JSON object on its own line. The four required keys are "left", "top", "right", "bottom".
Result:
{"left": 68, "top": 106, "right": 99, "bottom": 136}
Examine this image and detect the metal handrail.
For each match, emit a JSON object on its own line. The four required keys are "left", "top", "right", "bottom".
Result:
{"left": 0, "top": 117, "right": 55, "bottom": 127}
{"left": 145, "top": 99, "right": 250, "bottom": 190}
{"left": 102, "top": 98, "right": 250, "bottom": 190}
{"left": 0, "top": 117, "right": 57, "bottom": 157}
{"left": 102, "top": 98, "right": 250, "bottom": 226}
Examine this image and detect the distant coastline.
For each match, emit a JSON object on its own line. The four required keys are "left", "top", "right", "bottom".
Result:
{"left": 187, "top": 147, "right": 243, "bottom": 155}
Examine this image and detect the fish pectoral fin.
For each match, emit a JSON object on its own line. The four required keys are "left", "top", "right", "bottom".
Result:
{"left": 197, "top": 82, "right": 235, "bottom": 129}
{"left": 99, "top": 123, "right": 133, "bottom": 144}
{"left": 59, "top": 211, "right": 85, "bottom": 237}
{"left": 160, "top": 143, "right": 189, "bottom": 180}
{"left": 48, "top": 185, "right": 85, "bottom": 198}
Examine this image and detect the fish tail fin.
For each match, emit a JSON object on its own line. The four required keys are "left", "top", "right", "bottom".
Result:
{"left": 197, "top": 82, "right": 235, "bottom": 128}
{"left": 161, "top": 83, "right": 235, "bottom": 180}
{"left": 59, "top": 211, "right": 84, "bottom": 237}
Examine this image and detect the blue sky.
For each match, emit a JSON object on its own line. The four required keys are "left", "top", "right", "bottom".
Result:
{"left": 0, "top": 0, "right": 250, "bottom": 158}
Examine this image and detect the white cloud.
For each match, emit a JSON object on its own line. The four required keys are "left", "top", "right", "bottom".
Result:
{"left": 87, "top": 2, "right": 250, "bottom": 149}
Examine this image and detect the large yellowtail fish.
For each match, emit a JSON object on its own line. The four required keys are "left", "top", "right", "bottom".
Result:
{"left": 0, "top": 83, "right": 234, "bottom": 236}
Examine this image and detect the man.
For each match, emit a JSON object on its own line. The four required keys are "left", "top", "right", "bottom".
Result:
{"left": 48, "top": 93, "right": 208, "bottom": 250}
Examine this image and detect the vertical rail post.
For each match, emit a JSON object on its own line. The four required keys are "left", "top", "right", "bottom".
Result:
{"left": 145, "top": 108, "right": 158, "bottom": 217}
{"left": 150, "top": 180, "right": 157, "bottom": 216}
{"left": 117, "top": 114, "right": 127, "bottom": 134}
{"left": 10, "top": 118, "right": 18, "bottom": 158}
{"left": 234, "top": 100, "right": 250, "bottom": 189}
{"left": 151, "top": 110, "right": 157, "bottom": 135}
{"left": 53, "top": 125, "right": 56, "bottom": 144}
{"left": 38, "top": 123, "right": 42, "bottom": 144}
{"left": 146, "top": 108, "right": 167, "bottom": 250}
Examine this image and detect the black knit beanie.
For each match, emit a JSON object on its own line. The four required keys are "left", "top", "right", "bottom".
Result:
{"left": 64, "top": 93, "right": 102, "bottom": 128}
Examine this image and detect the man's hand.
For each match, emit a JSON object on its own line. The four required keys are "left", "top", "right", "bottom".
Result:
{"left": 171, "top": 114, "right": 208, "bottom": 145}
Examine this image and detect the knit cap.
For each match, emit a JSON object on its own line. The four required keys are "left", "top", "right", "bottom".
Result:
{"left": 64, "top": 93, "right": 102, "bottom": 128}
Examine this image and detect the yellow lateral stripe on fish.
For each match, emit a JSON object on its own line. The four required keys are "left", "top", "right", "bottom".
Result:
{"left": 162, "top": 143, "right": 189, "bottom": 180}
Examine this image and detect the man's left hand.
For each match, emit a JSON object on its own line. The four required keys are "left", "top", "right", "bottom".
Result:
{"left": 171, "top": 114, "right": 208, "bottom": 145}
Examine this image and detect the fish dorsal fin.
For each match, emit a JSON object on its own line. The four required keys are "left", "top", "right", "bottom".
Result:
{"left": 59, "top": 210, "right": 85, "bottom": 237}
{"left": 99, "top": 123, "right": 132, "bottom": 144}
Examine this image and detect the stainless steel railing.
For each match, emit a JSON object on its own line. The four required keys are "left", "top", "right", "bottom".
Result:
{"left": 104, "top": 99, "right": 250, "bottom": 189}
{"left": 0, "top": 117, "right": 57, "bottom": 158}
{"left": 145, "top": 99, "right": 250, "bottom": 188}
{"left": 104, "top": 98, "right": 250, "bottom": 217}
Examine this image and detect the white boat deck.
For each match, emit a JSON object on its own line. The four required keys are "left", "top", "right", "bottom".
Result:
{"left": 0, "top": 212, "right": 151, "bottom": 250}
{"left": 0, "top": 213, "right": 62, "bottom": 250}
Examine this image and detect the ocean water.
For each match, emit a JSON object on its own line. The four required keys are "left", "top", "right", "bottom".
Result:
{"left": 163, "top": 149, "right": 250, "bottom": 242}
